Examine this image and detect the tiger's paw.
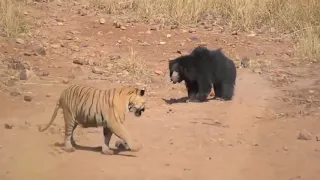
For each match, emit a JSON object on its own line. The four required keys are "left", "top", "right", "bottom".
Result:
{"left": 62, "top": 146, "right": 76, "bottom": 153}
{"left": 101, "top": 146, "right": 114, "bottom": 155}
{"left": 129, "top": 143, "right": 143, "bottom": 152}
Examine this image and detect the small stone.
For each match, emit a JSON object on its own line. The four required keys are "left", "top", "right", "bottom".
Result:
{"left": 109, "top": 55, "right": 121, "bottom": 60}
{"left": 10, "top": 91, "right": 21, "bottom": 97}
{"left": 69, "top": 45, "right": 80, "bottom": 52}
{"left": 73, "top": 59, "right": 87, "bottom": 65}
{"left": 154, "top": 70, "right": 163, "bottom": 75}
{"left": 16, "top": 38, "right": 25, "bottom": 44}
{"left": 270, "top": 27, "right": 276, "bottom": 33}
{"left": 57, "top": 22, "right": 64, "bottom": 26}
{"left": 34, "top": 46, "right": 46, "bottom": 56}
{"left": 252, "top": 68, "right": 262, "bottom": 74}
{"left": 40, "top": 71, "right": 49, "bottom": 76}
{"left": 308, "top": 90, "right": 314, "bottom": 94}
{"left": 92, "top": 67, "right": 104, "bottom": 74}
{"left": 122, "top": 70, "right": 129, "bottom": 75}
{"left": 120, "top": 26, "right": 126, "bottom": 30}
{"left": 150, "top": 26, "right": 159, "bottom": 31}
{"left": 19, "top": 69, "right": 33, "bottom": 80}
{"left": 99, "top": 18, "right": 106, "bottom": 24}
{"left": 159, "top": 41, "right": 166, "bottom": 45}
{"left": 4, "top": 123, "right": 13, "bottom": 129}
{"left": 189, "top": 28, "right": 196, "bottom": 33}
{"left": 24, "top": 95, "right": 33, "bottom": 102}
{"left": 231, "top": 31, "right": 238, "bottom": 35}
{"left": 283, "top": 146, "right": 289, "bottom": 151}
{"left": 256, "top": 51, "right": 265, "bottom": 56}
{"left": 166, "top": 34, "right": 172, "bottom": 38}
{"left": 297, "top": 129, "right": 312, "bottom": 140}
{"left": 24, "top": 52, "right": 33, "bottom": 56}
{"left": 240, "top": 57, "right": 250, "bottom": 68}
{"left": 50, "top": 44, "right": 61, "bottom": 48}
{"left": 62, "top": 79, "right": 69, "bottom": 84}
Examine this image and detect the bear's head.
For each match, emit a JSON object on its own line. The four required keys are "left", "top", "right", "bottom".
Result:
{"left": 169, "top": 59, "right": 184, "bottom": 84}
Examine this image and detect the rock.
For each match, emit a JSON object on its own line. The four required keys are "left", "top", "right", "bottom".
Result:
{"left": 24, "top": 95, "right": 33, "bottom": 102}
{"left": 166, "top": 34, "right": 172, "bottom": 38}
{"left": 159, "top": 41, "right": 166, "bottom": 45}
{"left": 69, "top": 45, "right": 80, "bottom": 52}
{"left": 240, "top": 57, "right": 250, "bottom": 68}
{"left": 73, "top": 59, "right": 88, "bottom": 65}
{"left": 92, "top": 67, "right": 104, "bottom": 74}
{"left": 231, "top": 31, "right": 238, "bottom": 35}
{"left": 283, "top": 146, "right": 289, "bottom": 151}
{"left": 315, "top": 134, "right": 320, "bottom": 141}
{"left": 256, "top": 51, "right": 265, "bottom": 56}
{"left": 19, "top": 69, "right": 33, "bottom": 80}
{"left": 189, "top": 28, "right": 196, "bottom": 33}
{"left": 40, "top": 71, "right": 49, "bottom": 76}
{"left": 252, "top": 68, "right": 262, "bottom": 74}
{"left": 4, "top": 123, "right": 13, "bottom": 129}
{"left": 109, "top": 55, "right": 121, "bottom": 60}
{"left": 99, "top": 18, "right": 106, "bottom": 24}
{"left": 297, "top": 129, "right": 313, "bottom": 140}
{"left": 150, "top": 25, "right": 159, "bottom": 31}
{"left": 120, "top": 26, "right": 126, "bottom": 30}
{"left": 10, "top": 91, "right": 21, "bottom": 97}
{"left": 154, "top": 70, "right": 163, "bottom": 75}
{"left": 171, "top": 25, "right": 178, "bottom": 29}
{"left": 113, "top": 21, "right": 122, "bottom": 28}
{"left": 62, "top": 79, "right": 69, "bottom": 84}
{"left": 24, "top": 52, "right": 33, "bottom": 56}
{"left": 34, "top": 46, "right": 46, "bottom": 56}
{"left": 16, "top": 38, "right": 25, "bottom": 44}
{"left": 50, "top": 44, "right": 61, "bottom": 48}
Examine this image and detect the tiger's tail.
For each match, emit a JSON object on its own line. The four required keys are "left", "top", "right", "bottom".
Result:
{"left": 38, "top": 102, "right": 61, "bottom": 132}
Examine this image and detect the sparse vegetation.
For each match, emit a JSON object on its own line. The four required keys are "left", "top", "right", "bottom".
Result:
{"left": 91, "top": 0, "right": 320, "bottom": 59}
{"left": 0, "top": 0, "right": 28, "bottom": 38}
{"left": 117, "top": 47, "right": 150, "bottom": 77}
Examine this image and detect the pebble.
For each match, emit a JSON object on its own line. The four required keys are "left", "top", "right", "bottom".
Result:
{"left": 19, "top": 69, "right": 33, "bottom": 80}
{"left": 92, "top": 67, "right": 104, "bottom": 74}
{"left": 297, "top": 129, "right": 313, "bottom": 140}
{"left": 16, "top": 38, "right": 25, "bottom": 44}
{"left": 4, "top": 123, "right": 13, "bottom": 129}
{"left": 24, "top": 95, "right": 33, "bottom": 102}
{"left": 99, "top": 18, "right": 106, "bottom": 24}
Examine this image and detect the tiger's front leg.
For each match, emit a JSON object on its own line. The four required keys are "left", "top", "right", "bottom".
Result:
{"left": 101, "top": 127, "right": 114, "bottom": 155}
{"left": 109, "top": 122, "right": 142, "bottom": 152}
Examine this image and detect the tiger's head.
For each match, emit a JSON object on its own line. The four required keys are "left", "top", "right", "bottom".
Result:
{"left": 127, "top": 88, "right": 146, "bottom": 117}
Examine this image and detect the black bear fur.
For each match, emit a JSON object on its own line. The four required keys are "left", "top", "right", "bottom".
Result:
{"left": 169, "top": 46, "right": 236, "bottom": 102}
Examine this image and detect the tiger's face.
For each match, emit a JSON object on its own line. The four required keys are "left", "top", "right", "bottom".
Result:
{"left": 128, "top": 89, "right": 146, "bottom": 117}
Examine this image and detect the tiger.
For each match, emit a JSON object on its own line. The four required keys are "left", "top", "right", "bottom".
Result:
{"left": 38, "top": 84, "right": 146, "bottom": 155}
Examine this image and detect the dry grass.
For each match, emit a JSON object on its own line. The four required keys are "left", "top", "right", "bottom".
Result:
{"left": 0, "top": 0, "right": 28, "bottom": 38}
{"left": 91, "top": 0, "right": 320, "bottom": 59}
{"left": 117, "top": 47, "right": 150, "bottom": 78}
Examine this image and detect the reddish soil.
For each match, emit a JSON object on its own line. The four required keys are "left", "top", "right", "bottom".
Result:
{"left": 0, "top": 1, "right": 320, "bottom": 180}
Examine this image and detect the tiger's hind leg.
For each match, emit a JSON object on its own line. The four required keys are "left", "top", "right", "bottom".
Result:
{"left": 109, "top": 123, "right": 142, "bottom": 152}
{"left": 62, "top": 109, "right": 77, "bottom": 153}
{"left": 101, "top": 127, "right": 114, "bottom": 155}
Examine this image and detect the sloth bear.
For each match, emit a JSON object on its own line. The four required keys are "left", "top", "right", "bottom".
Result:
{"left": 169, "top": 46, "right": 236, "bottom": 102}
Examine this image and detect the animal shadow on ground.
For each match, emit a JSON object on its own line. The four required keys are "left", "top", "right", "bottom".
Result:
{"left": 162, "top": 96, "right": 217, "bottom": 105}
{"left": 53, "top": 142, "right": 136, "bottom": 157}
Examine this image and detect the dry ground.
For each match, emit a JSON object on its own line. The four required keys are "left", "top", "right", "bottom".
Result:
{"left": 0, "top": 1, "right": 320, "bottom": 180}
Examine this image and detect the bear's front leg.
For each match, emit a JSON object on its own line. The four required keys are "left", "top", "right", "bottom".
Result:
{"left": 185, "top": 80, "right": 199, "bottom": 102}
{"left": 196, "top": 75, "right": 211, "bottom": 102}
